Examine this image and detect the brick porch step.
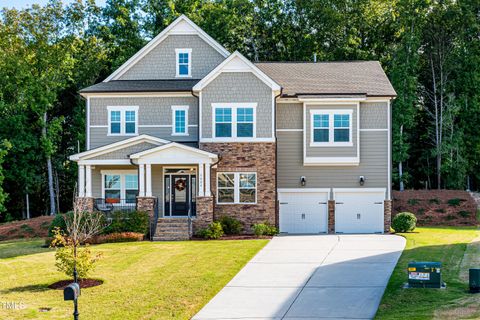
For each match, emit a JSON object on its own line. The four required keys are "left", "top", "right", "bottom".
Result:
{"left": 153, "top": 218, "right": 192, "bottom": 241}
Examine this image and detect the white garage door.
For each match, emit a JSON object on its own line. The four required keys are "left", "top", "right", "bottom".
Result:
{"left": 334, "top": 190, "right": 385, "bottom": 234}
{"left": 279, "top": 190, "right": 328, "bottom": 234}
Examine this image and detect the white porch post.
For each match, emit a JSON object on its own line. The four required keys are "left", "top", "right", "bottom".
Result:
{"left": 205, "top": 162, "right": 211, "bottom": 196}
{"left": 198, "top": 162, "right": 205, "bottom": 197}
{"left": 145, "top": 164, "right": 152, "bottom": 197}
{"left": 85, "top": 165, "right": 92, "bottom": 197}
{"left": 139, "top": 164, "right": 145, "bottom": 197}
{"left": 78, "top": 165, "right": 85, "bottom": 197}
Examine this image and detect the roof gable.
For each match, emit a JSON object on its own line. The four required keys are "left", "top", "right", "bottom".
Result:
{"left": 104, "top": 15, "right": 230, "bottom": 82}
{"left": 193, "top": 51, "right": 281, "bottom": 91}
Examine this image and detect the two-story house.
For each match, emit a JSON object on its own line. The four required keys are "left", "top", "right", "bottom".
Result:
{"left": 70, "top": 15, "right": 396, "bottom": 240}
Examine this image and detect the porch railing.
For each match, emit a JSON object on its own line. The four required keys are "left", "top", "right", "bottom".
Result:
{"left": 94, "top": 198, "right": 136, "bottom": 217}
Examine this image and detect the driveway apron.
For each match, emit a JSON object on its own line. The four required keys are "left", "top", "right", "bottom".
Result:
{"left": 193, "top": 234, "right": 406, "bottom": 320}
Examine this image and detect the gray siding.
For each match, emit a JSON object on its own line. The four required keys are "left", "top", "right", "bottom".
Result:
{"left": 89, "top": 96, "right": 198, "bottom": 148}
{"left": 360, "top": 102, "right": 388, "bottom": 129}
{"left": 89, "top": 142, "right": 159, "bottom": 160}
{"left": 277, "top": 103, "right": 302, "bottom": 129}
{"left": 201, "top": 72, "right": 273, "bottom": 139}
{"left": 277, "top": 131, "right": 388, "bottom": 188}
{"left": 118, "top": 35, "right": 225, "bottom": 80}
{"left": 305, "top": 104, "right": 357, "bottom": 158}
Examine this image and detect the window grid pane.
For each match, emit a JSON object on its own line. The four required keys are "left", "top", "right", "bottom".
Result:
{"left": 110, "top": 111, "right": 121, "bottom": 134}
{"left": 313, "top": 114, "right": 329, "bottom": 128}
{"left": 178, "top": 52, "right": 189, "bottom": 75}
{"left": 125, "top": 174, "right": 138, "bottom": 189}
{"left": 237, "top": 108, "right": 254, "bottom": 137}
{"left": 334, "top": 114, "right": 349, "bottom": 128}
{"left": 239, "top": 173, "right": 256, "bottom": 203}
{"left": 175, "top": 110, "right": 186, "bottom": 133}
{"left": 215, "top": 108, "right": 232, "bottom": 137}
{"left": 217, "top": 173, "right": 235, "bottom": 203}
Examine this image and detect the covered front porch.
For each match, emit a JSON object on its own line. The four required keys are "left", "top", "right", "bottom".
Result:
{"left": 70, "top": 136, "right": 217, "bottom": 239}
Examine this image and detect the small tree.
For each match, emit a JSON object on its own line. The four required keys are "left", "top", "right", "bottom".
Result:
{"left": 52, "top": 197, "right": 105, "bottom": 282}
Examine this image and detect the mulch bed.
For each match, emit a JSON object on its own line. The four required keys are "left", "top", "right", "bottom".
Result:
{"left": 48, "top": 279, "right": 104, "bottom": 290}
{"left": 192, "top": 235, "right": 272, "bottom": 241}
{"left": 0, "top": 216, "right": 54, "bottom": 241}
{"left": 392, "top": 190, "right": 478, "bottom": 226}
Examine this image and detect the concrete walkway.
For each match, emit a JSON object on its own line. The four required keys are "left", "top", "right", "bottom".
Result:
{"left": 193, "top": 234, "right": 406, "bottom": 320}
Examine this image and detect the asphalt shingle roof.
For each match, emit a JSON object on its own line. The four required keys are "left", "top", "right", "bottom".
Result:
{"left": 79, "top": 79, "right": 200, "bottom": 93}
{"left": 255, "top": 61, "right": 396, "bottom": 97}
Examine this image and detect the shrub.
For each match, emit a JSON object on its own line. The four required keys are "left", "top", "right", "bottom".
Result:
{"left": 51, "top": 228, "right": 102, "bottom": 279}
{"left": 20, "top": 224, "right": 34, "bottom": 234}
{"left": 429, "top": 198, "right": 441, "bottom": 204}
{"left": 103, "top": 211, "right": 149, "bottom": 235}
{"left": 218, "top": 216, "right": 243, "bottom": 235}
{"left": 417, "top": 208, "right": 425, "bottom": 215}
{"left": 447, "top": 198, "right": 463, "bottom": 206}
{"left": 407, "top": 198, "right": 420, "bottom": 206}
{"left": 446, "top": 214, "right": 457, "bottom": 221}
{"left": 252, "top": 223, "right": 278, "bottom": 236}
{"left": 48, "top": 212, "right": 73, "bottom": 237}
{"left": 435, "top": 208, "right": 445, "bottom": 213}
{"left": 391, "top": 212, "right": 417, "bottom": 233}
{"left": 87, "top": 232, "right": 144, "bottom": 244}
{"left": 197, "top": 222, "right": 224, "bottom": 239}
{"left": 459, "top": 211, "right": 471, "bottom": 218}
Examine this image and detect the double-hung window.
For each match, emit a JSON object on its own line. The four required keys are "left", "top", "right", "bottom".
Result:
{"left": 108, "top": 106, "right": 138, "bottom": 136}
{"left": 217, "top": 172, "right": 257, "bottom": 204}
{"left": 103, "top": 172, "right": 138, "bottom": 204}
{"left": 175, "top": 48, "right": 192, "bottom": 77}
{"left": 171, "top": 105, "right": 189, "bottom": 135}
{"left": 311, "top": 109, "right": 353, "bottom": 146}
{"left": 213, "top": 103, "right": 256, "bottom": 139}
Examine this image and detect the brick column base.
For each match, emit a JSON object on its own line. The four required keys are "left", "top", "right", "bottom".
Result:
{"left": 328, "top": 200, "right": 335, "bottom": 234}
{"left": 384, "top": 199, "right": 392, "bottom": 233}
{"left": 137, "top": 197, "right": 156, "bottom": 221}
{"left": 75, "top": 197, "right": 94, "bottom": 213}
{"left": 193, "top": 196, "right": 214, "bottom": 234}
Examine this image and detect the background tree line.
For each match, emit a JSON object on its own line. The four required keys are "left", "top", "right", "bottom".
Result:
{"left": 0, "top": 0, "right": 478, "bottom": 220}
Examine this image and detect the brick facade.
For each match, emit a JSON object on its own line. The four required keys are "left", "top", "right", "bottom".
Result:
{"left": 193, "top": 196, "right": 214, "bottom": 233}
{"left": 328, "top": 200, "right": 335, "bottom": 234}
{"left": 75, "top": 197, "right": 95, "bottom": 213}
{"left": 384, "top": 199, "right": 392, "bottom": 233}
{"left": 137, "top": 197, "right": 156, "bottom": 220}
{"left": 200, "top": 142, "right": 276, "bottom": 234}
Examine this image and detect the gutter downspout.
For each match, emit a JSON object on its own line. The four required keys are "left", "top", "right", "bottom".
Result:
{"left": 209, "top": 155, "right": 223, "bottom": 222}
{"left": 274, "top": 89, "right": 283, "bottom": 228}
{"left": 191, "top": 89, "right": 200, "bottom": 147}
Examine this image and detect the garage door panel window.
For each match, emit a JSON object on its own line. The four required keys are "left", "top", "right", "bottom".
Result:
{"left": 217, "top": 172, "right": 256, "bottom": 204}
{"left": 310, "top": 110, "right": 353, "bottom": 147}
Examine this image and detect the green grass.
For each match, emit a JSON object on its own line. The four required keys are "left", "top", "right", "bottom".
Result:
{"left": 376, "top": 227, "right": 480, "bottom": 320}
{"left": 0, "top": 238, "right": 268, "bottom": 319}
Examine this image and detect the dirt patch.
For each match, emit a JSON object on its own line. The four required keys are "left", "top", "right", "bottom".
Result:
{"left": 393, "top": 190, "right": 478, "bottom": 226}
{"left": 0, "top": 216, "right": 54, "bottom": 241}
{"left": 48, "top": 279, "right": 104, "bottom": 290}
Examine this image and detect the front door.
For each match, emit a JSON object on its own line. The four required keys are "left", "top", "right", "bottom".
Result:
{"left": 171, "top": 175, "right": 189, "bottom": 216}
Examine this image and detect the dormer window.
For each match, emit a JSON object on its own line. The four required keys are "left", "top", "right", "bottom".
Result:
{"left": 176, "top": 48, "right": 192, "bottom": 77}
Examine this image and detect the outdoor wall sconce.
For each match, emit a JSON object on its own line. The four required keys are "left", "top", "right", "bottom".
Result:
{"left": 359, "top": 176, "right": 365, "bottom": 186}
{"left": 300, "top": 176, "right": 307, "bottom": 186}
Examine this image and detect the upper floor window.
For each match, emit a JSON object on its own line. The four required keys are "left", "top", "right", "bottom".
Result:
{"left": 310, "top": 109, "right": 352, "bottom": 147}
{"left": 171, "top": 105, "right": 189, "bottom": 136}
{"left": 107, "top": 106, "right": 138, "bottom": 136}
{"left": 213, "top": 103, "right": 256, "bottom": 139}
{"left": 175, "top": 48, "right": 192, "bottom": 77}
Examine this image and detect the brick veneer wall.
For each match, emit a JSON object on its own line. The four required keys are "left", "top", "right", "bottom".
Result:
{"left": 200, "top": 142, "right": 276, "bottom": 234}
{"left": 384, "top": 199, "right": 392, "bottom": 233}
{"left": 137, "top": 197, "right": 156, "bottom": 220}
{"left": 328, "top": 200, "right": 335, "bottom": 233}
{"left": 193, "top": 196, "right": 214, "bottom": 233}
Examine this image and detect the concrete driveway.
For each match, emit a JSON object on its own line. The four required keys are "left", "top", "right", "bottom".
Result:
{"left": 193, "top": 234, "right": 406, "bottom": 320}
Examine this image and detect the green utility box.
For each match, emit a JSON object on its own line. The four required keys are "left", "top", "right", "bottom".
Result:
{"left": 408, "top": 262, "right": 442, "bottom": 288}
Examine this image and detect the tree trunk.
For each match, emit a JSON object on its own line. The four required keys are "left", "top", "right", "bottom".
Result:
{"left": 43, "top": 112, "right": 56, "bottom": 215}
{"left": 25, "top": 192, "right": 30, "bottom": 219}
{"left": 399, "top": 125, "right": 405, "bottom": 191}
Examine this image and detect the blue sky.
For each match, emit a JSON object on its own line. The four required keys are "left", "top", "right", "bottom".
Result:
{"left": 3, "top": 0, "right": 106, "bottom": 9}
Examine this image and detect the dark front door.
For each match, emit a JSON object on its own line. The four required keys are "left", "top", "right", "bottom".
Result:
{"left": 171, "top": 175, "right": 189, "bottom": 216}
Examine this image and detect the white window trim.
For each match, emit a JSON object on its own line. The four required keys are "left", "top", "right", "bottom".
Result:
{"left": 216, "top": 172, "right": 257, "bottom": 205}
{"left": 211, "top": 103, "right": 257, "bottom": 141}
{"left": 175, "top": 48, "right": 192, "bottom": 78}
{"left": 107, "top": 106, "right": 139, "bottom": 136}
{"left": 101, "top": 170, "right": 138, "bottom": 201}
{"left": 310, "top": 109, "right": 353, "bottom": 147}
{"left": 171, "top": 105, "right": 189, "bottom": 136}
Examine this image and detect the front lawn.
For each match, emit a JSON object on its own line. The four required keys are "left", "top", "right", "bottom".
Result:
{"left": 0, "top": 238, "right": 268, "bottom": 319}
{"left": 376, "top": 227, "right": 480, "bottom": 319}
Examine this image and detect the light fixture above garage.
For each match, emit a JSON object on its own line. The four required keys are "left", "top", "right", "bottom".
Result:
{"left": 359, "top": 176, "right": 365, "bottom": 186}
{"left": 300, "top": 176, "right": 306, "bottom": 186}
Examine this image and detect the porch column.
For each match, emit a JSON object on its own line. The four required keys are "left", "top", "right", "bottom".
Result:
{"left": 205, "top": 163, "right": 211, "bottom": 196}
{"left": 145, "top": 164, "right": 152, "bottom": 197}
{"left": 85, "top": 165, "right": 92, "bottom": 197}
{"left": 78, "top": 165, "right": 85, "bottom": 197}
{"left": 198, "top": 162, "right": 205, "bottom": 196}
{"left": 139, "top": 164, "right": 145, "bottom": 197}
